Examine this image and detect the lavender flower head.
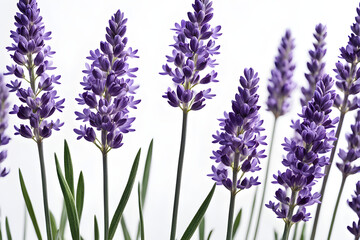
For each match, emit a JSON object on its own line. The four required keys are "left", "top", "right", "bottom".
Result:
{"left": 5, "top": 0, "right": 64, "bottom": 141}
{"left": 337, "top": 110, "right": 360, "bottom": 177}
{"left": 208, "top": 68, "right": 266, "bottom": 192}
{"left": 301, "top": 24, "right": 327, "bottom": 107}
{"left": 347, "top": 181, "right": 360, "bottom": 239}
{"left": 266, "top": 75, "right": 338, "bottom": 223}
{"left": 74, "top": 10, "right": 140, "bottom": 151}
{"left": 160, "top": 0, "right": 221, "bottom": 112}
{"left": 266, "top": 30, "right": 296, "bottom": 118}
{"left": 0, "top": 75, "right": 10, "bottom": 177}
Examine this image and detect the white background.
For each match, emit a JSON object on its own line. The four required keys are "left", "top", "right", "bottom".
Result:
{"left": 0, "top": 0, "right": 359, "bottom": 239}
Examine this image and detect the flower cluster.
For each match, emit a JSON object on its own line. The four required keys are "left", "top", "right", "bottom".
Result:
{"left": 266, "top": 30, "right": 296, "bottom": 118}
{"left": 347, "top": 181, "right": 360, "bottom": 239}
{"left": 74, "top": 10, "right": 140, "bottom": 151}
{"left": 336, "top": 110, "right": 360, "bottom": 177}
{"left": 334, "top": 3, "right": 360, "bottom": 112}
{"left": 266, "top": 75, "right": 338, "bottom": 223}
{"left": 160, "top": 0, "right": 221, "bottom": 112}
{"left": 5, "top": 0, "right": 64, "bottom": 141}
{"left": 300, "top": 24, "right": 327, "bottom": 107}
{"left": 208, "top": 68, "right": 266, "bottom": 192}
{"left": 0, "top": 75, "right": 10, "bottom": 177}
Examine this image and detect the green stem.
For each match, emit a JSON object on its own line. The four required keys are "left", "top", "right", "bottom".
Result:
{"left": 37, "top": 141, "right": 52, "bottom": 240}
{"left": 253, "top": 117, "right": 278, "bottom": 240}
{"left": 327, "top": 176, "right": 347, "bottom": 240}
{"left": 102, "top": 138, "right": 109, "bottom": 240}
{"left": 170, "top": 111, "right": 188, "bottom": 240}
{"left": 291, "top": 222, "right": 299, "bottom": 240}
{"left": 281, "top": 190, "right": 297, "bottom": 240}
{"left": 245, "top": 188, "right": 258, "bottom": 240}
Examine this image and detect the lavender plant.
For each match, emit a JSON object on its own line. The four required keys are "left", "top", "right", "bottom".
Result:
{"left": 0, "top": 74, "right": 10, "bottom": 178}
{"left": 209, "top": 68, "right": 266, "bottom": 240}
{"left": 5, "top": 0, "right": 64, "bottom": 238}
{"left": 348, "top": 181, "right": 360, "bottom": 240}
{"left": 253, "top": 30, "right": 295, "bottom": 240}
{"left": 311, "top": 4, "right": 360, "bottom": 239}
{"left": 160, "top": 0, "right": 221, "bottom": 239}
{"left": 74, "top": 9, "right": 140, "bottom": 239}
{"left": 266, "top": 75, "right": 338, "bottom": 240}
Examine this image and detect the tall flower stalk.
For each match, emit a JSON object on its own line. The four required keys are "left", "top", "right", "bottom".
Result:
{"left": 311, "top": 4, "right": 360, "bottom": 239}
{"left": 253, "top": 30, "right": 295, "bottom": 240}
{"left": 347, "top": 181, "right": 360, "bottom": 240}
{"left": 209, "top": 68, "right": 266, "bottom": 240}
{"left": 327, "top": 110, "right": 360, "bottom": 239}
{"left": 74, "top": 10, "right": 139, "bottom": 239}
{"left": 5, "top": 0, "right": 65, "bottom": 238}
{"left": 160, "top": 1, "right": 221, "bottom": 239}
{"left": 0, "top": 74, "right": 10, "bottom": 178}
{"left": 266, "top": 76, "right": 338, "bottom": 240}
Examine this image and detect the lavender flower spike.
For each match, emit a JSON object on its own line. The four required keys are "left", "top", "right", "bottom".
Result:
{"left": 347, "top": 181, "right": 360, "bottom": 240}
{"left": 266, "top": 30, "right": 296, "bottom": 118}
{"left": 300, "top": 24, "right": 327, "bottom": 107}
{"left": 0, "top": 75, "right": 10, "bottom": 178}
{"left": 5, "top": 0, "right": 64, "bottom": 141}
{"left": 160, "top": 0, "right": 221, "bottom": 112}
{"left": 266, "top": 75, "right": 338, "bottom": 240}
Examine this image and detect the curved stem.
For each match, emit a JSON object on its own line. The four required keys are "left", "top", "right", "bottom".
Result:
{"left": 37, "top": 141, "right": 52, "bottom": 240}
{"left": 253, "top": 117, "right": 278, "bottom": 240}
{"left": 170, "top": 111, "right": 188, "bottom": 240}
{"left": 245, "top": 188, "right": 258, "bottom": 240}
{"left": 327, "top": 176, "right": 347, "bottom": 240}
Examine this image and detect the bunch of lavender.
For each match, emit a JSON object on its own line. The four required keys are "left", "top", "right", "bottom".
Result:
{"left": 209, "top": 68, "right": 266, "bottom": 240}
{"left": 348, "top": 181, "right": 360, "bottom": 240}
{"left": 0, "top": 75, "right": 10, "bottom": 178}
{"left": 266, "top": 75, "right": 338, "bottom": 240}
{"left": 74, "top": 10, "right": 139, "bottom": 239}
{"left": 253, "top": 30, "right": 296, "bottom": 240}
{"left": 159, "top": 1, "right": 221, "bottom": 239}
{"left": 327, "top": 110, "right": 360, "bottom": 239}
{"left": 5, "top": 0, "right": 64, "bottom": 238}
{"left": 311, "top": 4, "right": 360, "bottom": 239}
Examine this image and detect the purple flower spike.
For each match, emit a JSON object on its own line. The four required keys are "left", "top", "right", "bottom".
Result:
{"left": 161, "top": 0, "right": 221, "bottom": 112}
{"left": 266, "top": 75, "right": 338, "bottom": 224}
{"left": 208, "top": 68, "right": 266, "bottom": 193}
{"left": 347, "top": 181, "right": 360, "bottom": 239}
{"left": 6, "top": 0, "right": 64, "bottom": 142}
{"left": 301, "top": 24, "right": 327, "bottom": 107}
{"left": 266, "top": 30, "right": 296, "bottom": 118}
{"left": 0, "top": 75, "right": 10, "bottom": 178}
{"left": 74, "top": 10, "right": 140, "bottom": 151}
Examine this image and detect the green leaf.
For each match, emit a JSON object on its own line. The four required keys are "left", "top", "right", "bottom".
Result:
{"left": 138, "top": 183, "right": 145, "bottom": 240}
{"left": 5, "top": 217, "right": 12, "bottom": 240}
{"left": 94, "top": 216, "right": 99, "bottom": 240}
{"left": 180, "top": 184, "right": 216, "bottom": 240}
{"left": 108, "top": 149, "right": 141, "bottom": 240}
{"left": 55, "top": 155, "right": 80, "bottom": 240}
{"left": 120, "top": 217, "right": 131, "bottom": 240}
{"left": 58, "top": 202, "right": 67, "bottom": 239}
{"left": 50, "top": 211, "right": 57, "bottom": 239}
{"left": 76, "top": 172, "right": 85, "bottom": 221}
{"left": 232, "top": 208, "right": 242, "bottom": 239}
{"left": 299, "top": 223, "right": 306, "bottom": 240}
{"left": 274, "top": 229, "right": 278, "bottom": 240}
{"left": 199, "top": 217, "right": 205, "bottom": 240}
{"left": 18, "top": 169, "right": 42, "bottom": 240}
{"left": 64, "top": 140, "right": 74, "bottom": 195}
{"left": 207, "top": 230, "right": 213, "bottom": 240}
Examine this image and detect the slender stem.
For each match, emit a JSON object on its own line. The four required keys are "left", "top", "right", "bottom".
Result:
{"left": 245, "top": 187, "right": 258, "bottom": 240}
{"left": 36, "top": 141, "right": 52, "bottom": 240}
{"left": 310, "top": 109, "right": 346, "bottom": 240}
{"left": 102, "top": 130, "right": 109, "bottom": 240}
{"left": 253, "top": 117, "right": 278, "bottom": 240}
{"left": 170, "top": 111, "right": 188, "bottom": 240}
{"left": 292, "top": 222, "right": 299, "bottom": 240}
{"left": 327, "top": 176, "right": 347, "bottom": 240}
{"left": 226, "top": 152, "right": 240, "bottom": 240}
{"left": 281, "top": 190, "right": 297, "bottom": 240}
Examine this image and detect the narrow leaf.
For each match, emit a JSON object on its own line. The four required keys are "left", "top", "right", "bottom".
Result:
{"left": 120, "top": 217, "right": 131, "bottom": 240}
{"left": 94, "top": 216, "right": 99, "bottom": 240}
{"left": 207, "top": 230, "right": 213, "bottom": 240}
{"left": 50, "top": 211, "right": 57, "bottom": 239}
{"left": 199, "top": 217, "right": 205, "bottom": 240}
{"left": 138, "top": 183, "right": 145, "bottom": 240}
{"left": 55, "top": 155, "right": 80, "bottom": 240}
{"left": 180, "top": 184, "right": 216, "bottom": 240}
{"left": 108, "top": 149, "right": 141, "bottom": 240}
{"left": 232, "top": 208, "right": 242, "bottom": 239}
{"left": 76, "top": 172, "right": 85, "bottom": 221}
{"left": 64, "top": 140, "right": 74, "bottom": 195}
{"left": 19, "top": 169, "right": 42, "bottom": 240}
{"left": 58, "top": 202, "right": 67, "bottom": 239}
{"left": 274, "top": 229, "right": 278, "bottom": 240}
{"left": 299, "top": 223, "right": 306, "bottom": 240}
{"left": 141, "top": 139, "right": 153, "bottom": 204}
{"left": 5, "top": 217, "right": 12, "bottom": 240}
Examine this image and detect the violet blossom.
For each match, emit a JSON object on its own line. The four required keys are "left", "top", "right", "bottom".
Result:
{"left": 348, "top": 181, "right": 360, "bottom": 239}
{"left": 0, "top": 74, "right": 10, "bottom": 177}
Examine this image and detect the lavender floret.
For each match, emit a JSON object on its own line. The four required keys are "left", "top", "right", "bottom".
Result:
{"left": 266, "top": 75, "right": 338, "bottom": 223}
{"left": 160, "top": 0, "right": 221, "bottom": 112}
{"left": 0, "top": 75, "right": 10, "bottom": 177}
{"left": 301, "top": 24, "right": 327, "bottom": 107}
{"left": 5, "top": 0, "right": 64, "bottom": 141}
{"left": 348, "top": 181, "right": 360, "bottom": 239}
{"left": 74, "top": 10, "right": 140, "bottom": 151}
{"left": 266, "top": 30, "right": 296, "bottom": 118}
{"left": 208, "top": 68, "right": 266, "bottom": 192}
